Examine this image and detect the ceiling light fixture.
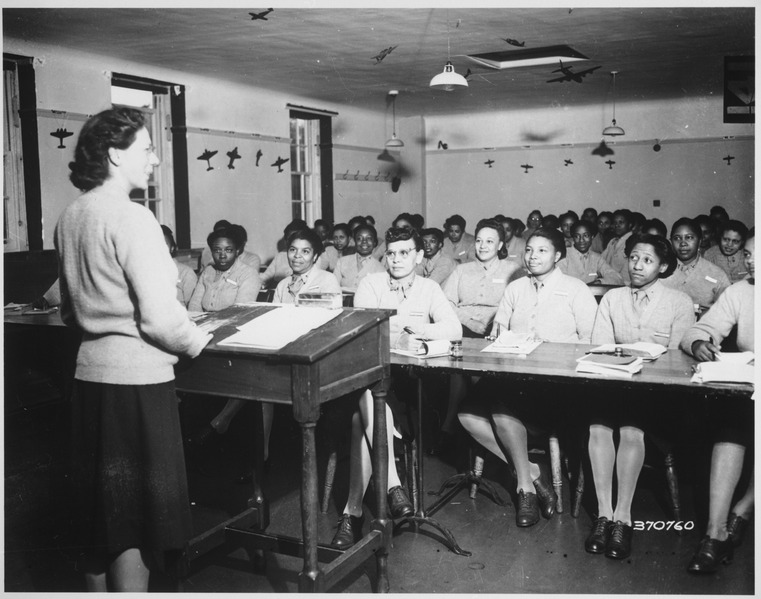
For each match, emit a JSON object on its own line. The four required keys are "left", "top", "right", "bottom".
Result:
{"left": 602, "top": 71, "right": 625, "bottom": 137}
{"left": 385, "top": 90, "right": 404, "bottom": 148}
{"left": 430, "top": 14, "right": 468, "bottom": 91}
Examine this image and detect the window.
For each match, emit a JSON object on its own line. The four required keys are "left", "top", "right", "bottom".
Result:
{"left": 288, "top": 108, "right": 334, "bottom": 226}
{"left": 111, "top": 81, "right": 175, "bottom": 227}
{"left": 3, "top": 60, "right": 28, "bottom": 252}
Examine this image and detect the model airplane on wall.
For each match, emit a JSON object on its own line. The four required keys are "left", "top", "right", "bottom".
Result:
{"left": 249, "top": 9, "right": 273, "bottom": 20}
{"left": 521, "top": 163, "right": 534, "bottom": 173}
{"left": 255, "top": 149, "right": 263, "bottom": 166}
{"left": 50, "top": 128, "right": 73, "bottom": 149}
{"left": 723, "top": 154, "right": 735, "bottom": 165}
{"left": 564, "top": 159, "right": 574, "bottom": 166}
{"left": 197, "top": 149, "right": 218, "bottom": 171}
{"left": 605, "top": 159, "right": 616, "bottom": 169}
{"left": 484, "top": 159, "right": 494, "bottom": 168}
{"left": 226, "top": 147, "right": 241, "bottom": 169}
{"left": 501, "top": 37, "right": 525, "bottom": 47}
{"left": 271, "top": 156, "right": 289, "bottom": 172}
{"left": 547, "top": 61, "right": 601, "bottom": 83}
{"left": 372, "top": 45, "right": 397, "bottom": 64}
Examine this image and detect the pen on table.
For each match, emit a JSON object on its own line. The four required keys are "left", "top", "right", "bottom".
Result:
{"left": 708, "top": 336, "right": 722, "bottom": 360}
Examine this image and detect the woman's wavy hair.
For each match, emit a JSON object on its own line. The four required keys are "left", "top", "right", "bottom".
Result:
{"left": 286, "top": 227, "right": 325, "bottom": 258}
{"left": 386, "top": 226, "right": 422, "bottom": 251}
{"left": 527, "top": 226, "right": 567, "bottom": 260}
{"left": 625, "top": 233, "right": 678, "bottom": 278}
{"left": 69, "top": 107, "right": 147, "bottom": 191}
{"left": 474, "top": 218, "right": 507, "bottom": 259}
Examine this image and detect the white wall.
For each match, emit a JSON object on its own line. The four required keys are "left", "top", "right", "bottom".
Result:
{"left": 423, "top": 98, "right": 754, "bottom": 232}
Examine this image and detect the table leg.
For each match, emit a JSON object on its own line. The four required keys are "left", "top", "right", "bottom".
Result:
{"left": 371, "top": 383, "right": 390, "bottom": 593}
{"left": 298, "top": 422, "right": 324, "bottom": 592}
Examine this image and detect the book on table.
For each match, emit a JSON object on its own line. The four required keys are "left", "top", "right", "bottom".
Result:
{"left": 482, "top": 331, "right": 542, "bottom": 355}
{"left": 690, "top": 352, "right": 755, "bottom": 385}
{"left": 575, "top": 352, "right": 644, "bottom": 378}
{"left": 586, "top": 341, "right": 667, "bottom": 360}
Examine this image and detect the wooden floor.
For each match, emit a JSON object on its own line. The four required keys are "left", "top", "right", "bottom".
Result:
{"left": 4, "top": 396, "right": 755, "bottom": 594}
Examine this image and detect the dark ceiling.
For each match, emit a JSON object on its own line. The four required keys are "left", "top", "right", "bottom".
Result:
{"left": 3, "top": 6, "right": 755, "bottom": 116}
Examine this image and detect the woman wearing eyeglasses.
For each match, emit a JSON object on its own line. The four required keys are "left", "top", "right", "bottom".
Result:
{"left": 661, "top": 217, "right": 730, "bottom": 316}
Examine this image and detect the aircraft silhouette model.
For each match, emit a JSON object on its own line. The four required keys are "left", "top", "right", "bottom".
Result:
{"left": 605, "top": 160, "right": 616, "bottom": 169}
{"left": 271, "top": 156, "right": 289, "bottom": 172}
{"left": 249, "top": 9, "right": 273, "bottom": 20}
{"left": 547, "top": 61, "right": 601, "bottom": 83}
{"left": 521, "top": 163, "right": 534, "bottom": 173}
{"left": 723, "top": 155, "right": 735, "bottom": 165}
{"left": 372, "top": 46, "right": 397, "bottom": 64}
{"left": 501, "top": 37, "right": 525, "bottom": 47}
{"left": 197, "top": 149, "right": 218, "bottom": 171}
{"left": 226, "top": 147, "right": 241, "bottom": 169}
{"left": 484, "top": 159, "right": 494, "bottom": 168}
{"left": 438, "top": 140, "right": 448, "bottom": 150}
{"left": 591, "top": 140, "right": 615, "bottom": 157}
{"left": 50, "top": 128, "right": 73, "bottom": 148}
{"left": 564, "top": 159, "right": 573, "bottom": 166}
{"left": 255, "top": 149, "right": 263, "bottom": 166}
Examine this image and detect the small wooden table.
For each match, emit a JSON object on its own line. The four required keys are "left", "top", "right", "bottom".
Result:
{"left": 173, "top": 304, "right": 394, "bottom": 592}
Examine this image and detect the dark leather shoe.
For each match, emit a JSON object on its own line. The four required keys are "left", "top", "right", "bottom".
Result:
{"left": 727, "top": 512, "right": 749, "bottom": 548}
{"left": 515, "top": 489, "right": 540, "bottom": 527}
{"left": 605, "top": 520, "right": 633, "bottom": 559}
{"left": 532, "top": 474, "right": 557, "bottom": 519}
{"left": 330, "top": 514, "right": 364, "bottom": 549}
{"left": 585, "top": 516, "right": 613, "bottom": 554}
{"left": 687, "top": 536, "right": 734, "bottom": 574}
{"left": 387, "top": 485, "right": 413, "bottom": 519}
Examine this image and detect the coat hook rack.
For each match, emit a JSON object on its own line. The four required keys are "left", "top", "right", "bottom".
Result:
{"left": 334, "top": 170, "right": 393, "bottom": 182}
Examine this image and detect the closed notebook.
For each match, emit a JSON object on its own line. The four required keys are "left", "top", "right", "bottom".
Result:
{"left": 576, "top": 353, "right": 644, "bottom": 377}
{"left": 587, "top": 342, "right": 667, "bottom": 361}
{"left": 690, "top": 352, "right": 755, "bottom": 385}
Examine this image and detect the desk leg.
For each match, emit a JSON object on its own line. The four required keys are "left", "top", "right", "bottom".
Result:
{"left": 298, "top": 422, "right": 324, "bottom": 592}
{"left": 371, "top": 383, "right": 391, "bottom": 593}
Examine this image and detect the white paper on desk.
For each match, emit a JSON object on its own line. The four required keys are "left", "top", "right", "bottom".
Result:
{"left": 691, "top": 352, "right": 755, "bottom": 385}
{"left": 217, "top": 305, "right": 341, "bottom": 349}
{"left": 482, "top": 331, "right": 542, "bottom": 355}
{"left": 588, "top": 342, "right": 667, "bottom": 360}
{"left": 391, "top": 339, "right": 451, "bottom": 359}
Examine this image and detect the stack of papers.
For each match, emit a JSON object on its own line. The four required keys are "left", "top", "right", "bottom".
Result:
{"left": 587, "top": 342, "right": 667, "bottom": 361}
{"left": 576, "top": 353, "right": 644, "bottom": 378}
{"left": 391, "top": 339, "right": 451, "bottom": 359}
{"left": 482, "top": 331, "right": 542, "bottom": 355}
{"left": 691, "top": 352, "right": 755, "bottom": 385}
{"left": 217, "top": 305, "right": 341, "bottom": 350}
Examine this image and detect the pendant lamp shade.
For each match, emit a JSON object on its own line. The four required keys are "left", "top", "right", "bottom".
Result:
{"left": 430, "top": 61, "right": 469, "bottom": 91}
{"left": 603, "top": 71, "right": 625, "bottom": 137}
{"left": 385, "top": 90, "right": 404, "bottom": 148}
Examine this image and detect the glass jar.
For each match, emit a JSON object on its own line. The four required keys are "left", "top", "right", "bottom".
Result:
{"left": 450, "top": 340, "right": 463, "bottom": 360}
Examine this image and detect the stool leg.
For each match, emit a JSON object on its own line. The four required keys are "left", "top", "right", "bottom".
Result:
{"left": 664, "top": 450, "right": 682, "bottom": 523}
{"left": 469, "top": 455, "right": 485, "bottom": 499}
{"left": 572, "top": 463, "right": 584, "bottom": 518}
{"left": 549, "top": 434, "right": 563, "bottom": 513}
{"left": 321, "top": 447, "right": 338, "bottom": 514}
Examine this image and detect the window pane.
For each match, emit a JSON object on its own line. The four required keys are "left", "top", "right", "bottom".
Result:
{"left": 111, "top": 85, "right": 153, "bottom": 108}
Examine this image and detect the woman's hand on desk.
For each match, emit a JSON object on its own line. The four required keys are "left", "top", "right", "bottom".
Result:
{"left": 396, "top": 329, "right": 423, "bottom": 353}
{"left": 691, "top": 339, "right": 721, "bottom": 362}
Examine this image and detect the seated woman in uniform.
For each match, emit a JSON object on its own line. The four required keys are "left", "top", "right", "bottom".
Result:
{"left": 558, "top": 220, "right": 624, "bottom": 286}
{"left": 416, "top": 227, "right": 457, "bottom": 285}
{"left": 323, "top": 222, "right": 354, "bottom": 272}
{"left": 458, "top": 227, "right": 598, "bottom": 528}
{"left": 585, "top": 234, "right": 694, "bottom": 560}
{"left": 330, "top": 227, "right": 462, "bottom": 548}
{"left": 681, "top": 230, "right": 754, "bottom": 574}
{"left": 703, "top": 219, "right": 749, "bottom": 283}
{"left": 273, "top": 228, "right": 341, "bottom": 302}
{"left": 332, "top": 223, "right": 385, "bottom": 292}
{"left": 439, "top": 219, "right": 523, "bottom": 441}
{"left": 662, "top": 217, "right": 730, "bottom": 316}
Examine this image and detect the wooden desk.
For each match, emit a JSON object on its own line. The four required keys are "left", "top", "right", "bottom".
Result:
{"left": 173, "top": 304, "right": 394, "bottom": 593}
{"left": 390, "top": 338, "right": 753, "bottom": 547}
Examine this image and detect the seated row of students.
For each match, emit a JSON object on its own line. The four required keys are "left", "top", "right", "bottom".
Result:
{"left": 322, "top": 221, "right": 753, "bottom": 577}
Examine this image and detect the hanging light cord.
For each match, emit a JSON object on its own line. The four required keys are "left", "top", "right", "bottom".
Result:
{"left": 611, "top": 72, "right": 618, "bottom": 124}
{"left": 392, "top": 95, "right": 397, "bottom": 136}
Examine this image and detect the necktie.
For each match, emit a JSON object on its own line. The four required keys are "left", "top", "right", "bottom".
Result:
{"left": 288, "top": 275, "right": 305, "bottom": 297}
{"left": 389, "top": 277, "right": 414, "bottom": 300}
{"left": 633, "top": 290, "right": 649, "bottom": 315}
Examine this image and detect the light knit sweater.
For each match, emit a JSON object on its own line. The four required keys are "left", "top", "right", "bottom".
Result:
{"left": 55, "top": 180, "right": 209, "bottom": 384}
{"left": 680, "top": 279, "right": 755, "bottom": 355}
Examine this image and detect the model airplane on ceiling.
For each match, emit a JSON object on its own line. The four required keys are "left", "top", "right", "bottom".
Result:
{"left": 723, "top": 154, "right": 735, "bottom": 165}
{"left": 501, "top": 37, "right": 525, "bottom": 47}
{"left": 226, "top": 147, "right": 241, "bottom": 169}
{"left": 564, "top": 159, "right": 574, "bottom": 166}
{"left": 605, "top": 159, "right": 616, "bottom": 169}
{"left": 271, "top": 156, "right": 289, "bottom": 172}
{"left": 484, "top": 159, "right": 494, "bottom": 168}
{"left": 591, "top": 140, "right": 615, "bottom": 157}
{"left": 50, "top": 127, "right": 73, "bottom": 148}
{"left": 249, "top": 9, "right": 273, "bottom": 20}
{"left": 521, "top": 163, "right": 534, "bottom": 173}
{"left": 547, "top": 61, "right": 601, "bottom": 83}
{"left": 197, "top": 149, "right": 218, "bottom": 171}
{"left": 372, "top": 45, "right": 397, "bottom": 64}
